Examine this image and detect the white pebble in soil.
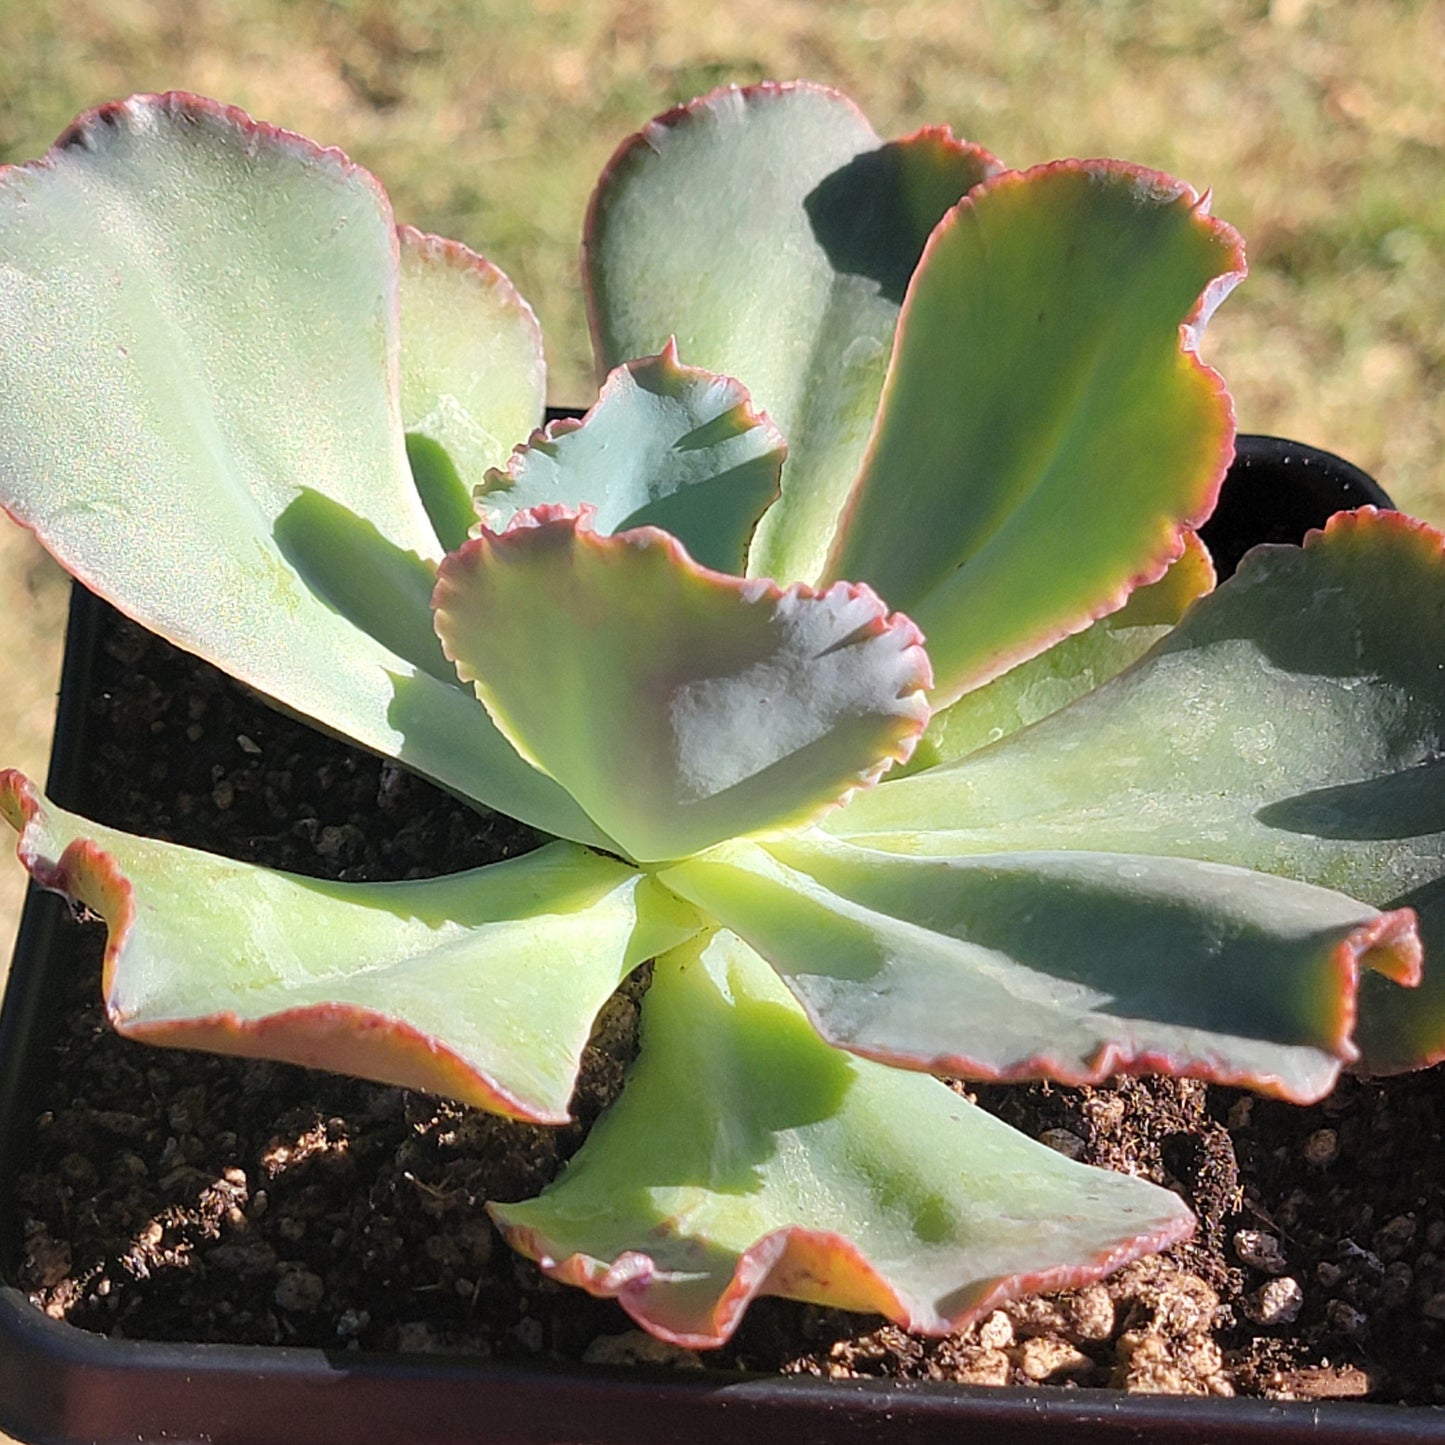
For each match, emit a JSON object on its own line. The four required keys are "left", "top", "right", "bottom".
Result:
{"left": 1233, "top": 1229, "right": 1287, "bottom": 1275}
{"left": 1245, "top": 1276, "right": 1304, "bottom": 1326}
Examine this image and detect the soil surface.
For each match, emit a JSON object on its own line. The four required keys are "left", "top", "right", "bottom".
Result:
{"left": 11, "top": 604, "right": 1445, "bottom": 1404}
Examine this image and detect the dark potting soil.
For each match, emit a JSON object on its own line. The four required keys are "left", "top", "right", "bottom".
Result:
{"left": 12, "top": 605, "right": 1445, "bottom": 1404}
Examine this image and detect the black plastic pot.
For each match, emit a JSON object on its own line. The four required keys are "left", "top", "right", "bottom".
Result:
{"left": 0, "top": 435, "right": 1429, "bottom": 1445}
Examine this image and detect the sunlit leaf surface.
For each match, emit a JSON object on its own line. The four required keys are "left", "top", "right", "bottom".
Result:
{"left": 660, "top": 833, "right": 1420, "bottom": 1103}
{"left": 825, "top": 162, "right": 1243, "bottom": 705}
{"left": 829, "top": 511, "right": 1445, "bottom": 1071}
{"left": 398, "top": 225, "right": 546, "bottom": 550}
{"left": 0, "top": 93, "right": 598, "bottom": 842}
{"left": 478, "top": 344, "right": 783, "bottom": 574}
{"left": 491, "top": 930, "right": 1194, "bottom": 1346}
{"left": 435, "top": 509, "right": 931, "bottom": 862}
{"left": 586, "top": 81, "right": 1000, "bottom": 585}
{"left": 0, "top": 771, "right": 700, "bottom": 1121}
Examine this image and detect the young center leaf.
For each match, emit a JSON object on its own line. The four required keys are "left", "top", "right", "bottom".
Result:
{"left": 0, "top": 772, "right": 700, "bottom": 1122}
{"left": 658, "top": 833, "right": 1421, "bottom": 1103}
{"left": 477, "top": 343, "right": 785, "bottom": 574}
{"left": 0, "top": 93, "right": 596, "bottom": 844}
{"left": 490, "top": 930, "right": 1195, "bottom": 1347}
{"left": 433, "top": 509, "right": 932, "bottom": 863}
{"left": 585, "top": 81, "right": 1001, "bottom": 585}
{"left": 825, "top": 162, "right": 1244, "bottom": 706}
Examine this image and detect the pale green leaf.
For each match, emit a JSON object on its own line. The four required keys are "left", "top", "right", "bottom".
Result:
{"left": 827, "top": 511, "right": 1445, "bottom": 1072}
{"left": 825, "top": 162, "right": 1243, "bottom": 705}
{"left": 477, "top": 343, "right": 783, "bottom": 573}
{"left": 490, "top": 930, "right": 1194, "bottom": 1346}
{"left": 658, "top": 833, "right": 1420, "bottom": 1103}
{"left": 0, "top": 93, "right": 602, "bottom": 844}
{"left": 0, "top": 771, "right": 697, "bottom": 1122}
{"left": 398, "top": 225, "right": 547, "bottom": 550}
{"left": 433, "top": 511, "right": 931, "bottom": 863}
{"left": 905, "top": 532, "right": 1215, "bottom": 772}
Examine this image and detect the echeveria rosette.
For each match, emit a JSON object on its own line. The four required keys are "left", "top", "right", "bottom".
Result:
{"left": 2, "top": 81, "right": 1444, "bottom": 1352}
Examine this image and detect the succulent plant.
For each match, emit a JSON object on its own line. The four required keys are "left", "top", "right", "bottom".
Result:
{"left": 2, "top": 82, "right": 1442, "bottom": 1348}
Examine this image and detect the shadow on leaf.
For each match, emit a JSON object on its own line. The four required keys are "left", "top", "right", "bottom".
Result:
{"left": 1257, "top": 758, "right": 1445, "bottom": 841}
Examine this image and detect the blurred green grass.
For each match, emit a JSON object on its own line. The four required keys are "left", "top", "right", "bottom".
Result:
{"left": 1, "top": 0, "right": 1442, "bottom": 976}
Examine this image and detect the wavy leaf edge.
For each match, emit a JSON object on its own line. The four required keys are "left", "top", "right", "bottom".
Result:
{"left": 432, "top": 504, "right": 933, "bottom": 857}
{"left": 0, "top": 769, "right": 612, "bottom": 1122}
{"left": 582, "top": 79, "right": 881, "bottom": 385}
{"left": 491, "top": 1207, "right": 1197, "bottom": 1349}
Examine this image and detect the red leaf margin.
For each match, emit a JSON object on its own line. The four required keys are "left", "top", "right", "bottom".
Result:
{"left": 817, "top": 905, "right": 1423, "bottom": 1106}
{"left": 0, "top": 92, "right": 535, "bottom": 602}
{"left": 397, "top": 220, "right": 546, "bottom": 406}
{"left": 476, "top": 337, "right": 786, "bottom": 535}
{"left": 491, "top": 1204, "right": 1196, "bottom": 1350}
{"left": 0, "top": 769, "right": 578, "bottom": 1123}
{"left": 824, "top": 156, "right": 1248, "bottom": 704}
{"left": 0, "top": 93, "right": 385, "bottom": 562}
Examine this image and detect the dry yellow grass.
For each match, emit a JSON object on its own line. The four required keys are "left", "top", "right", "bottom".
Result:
{"left": 1, "top": 0, "right": 1440, "bottom": 990}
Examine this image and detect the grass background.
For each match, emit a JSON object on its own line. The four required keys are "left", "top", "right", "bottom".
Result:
{"left": 0, "top": 0, "right": 1441, "bottom": 980}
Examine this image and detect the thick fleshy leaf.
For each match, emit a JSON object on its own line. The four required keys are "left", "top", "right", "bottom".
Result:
{"left": 398, "top": 225, "right": 547, "bottom": 551}
{"left": 825, "top": 162, "right": 1244, "bottom": 706}
{"left": 0, "top": 772, "right": 698, "bottom": 1122}
{"left": 828, "top": 511, "right": 1445, "bottom": 1071}
{"left": 490, "top": 930, "right": 1194, "bottom": 1346}
{"left": 476, "top": 343, "right": 784, "bottom": 573}
{"left": 433, "top": 509, "right": 931, "bottom": 863}
{"left": 585, "top": 82, "right": 1001, "bottom": 585}
{"left": 658, "top": 834, "right": 1420, "bottom": 1103}
{"left": 907, "top": 531, "right": 1215, "bottom": 772}
{"left": 0, "top": 93, "right": 601, "bottom": 844}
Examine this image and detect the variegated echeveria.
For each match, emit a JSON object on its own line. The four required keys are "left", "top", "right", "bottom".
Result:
{"left": 1, "top": 83, "right": 1442, "bottom": 1348}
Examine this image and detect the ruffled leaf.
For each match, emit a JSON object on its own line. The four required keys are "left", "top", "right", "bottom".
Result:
{"left": 828, "top": 510, "right": 1445, "bottom": 1072}
{"left": 490, "top": 930, "right": 1194, "bottom": 1347}
{"left": 477, "top": 343, "right": 784, "bottom": 574}
{"left": 585, "top": 81, "right": 1001, "bottom": 585}
{"left": 658, "top": 834, "right": 1420, "bottom": 1104}
{"left": 433, "top": 510, "right": 931, "bottom": 863}
{"left": 0, "top": 772, "right": 697, "bottom": 1122}
{"left": 825, "top": 162, "right": 1244, "bottom": 706}
{"left": 907, "top": 531, "right": 1215, "bottom": 772}
{"left": 398, "top": 225, "right": 547, "bottom": 551}
{"left": 0, "top": 93, "right": 600, "bottom": 844}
